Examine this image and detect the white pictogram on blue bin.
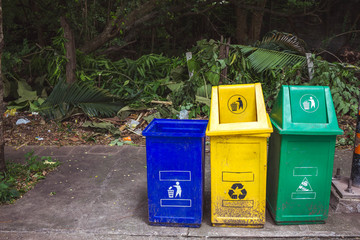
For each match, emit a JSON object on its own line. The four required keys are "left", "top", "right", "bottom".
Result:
{"left": 159, "top": 172, "right": 192, "bottom": 208}
{"left": 168, "top": 182, "right": 182, "bottom": 198}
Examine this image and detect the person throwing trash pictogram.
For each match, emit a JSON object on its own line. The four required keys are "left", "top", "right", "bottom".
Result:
{"left": 237, "top": 97, "right": 243, "bottom": 110}
{"left": 309, "top": 96, "right": 315, "bottom": 109}
{"left": 173, "top": 182, "right": 182, "bottom": 198}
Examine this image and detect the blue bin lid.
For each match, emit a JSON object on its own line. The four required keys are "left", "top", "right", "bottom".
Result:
{"left": 142, "top": 119, "right": 208, "bottom": 138}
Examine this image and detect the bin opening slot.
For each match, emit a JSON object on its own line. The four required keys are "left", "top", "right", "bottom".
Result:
{"left": 218, "top": 85, "right": 257, "bottom": 124}
{"left": 161, "top": 127, "right": 201, "bottom": 133}
{"left": 149, "top": 122, "right": 207, "bottom": 134}
{"left": 289, "top": 87, "right": 328, "bottom": 124}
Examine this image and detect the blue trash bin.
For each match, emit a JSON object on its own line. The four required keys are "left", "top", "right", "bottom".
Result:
{"left": 142, "top": 119, "right": 208, "bottom": 227}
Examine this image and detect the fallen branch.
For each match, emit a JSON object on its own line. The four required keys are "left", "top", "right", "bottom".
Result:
{"left": 15, "top": 141, "right": 29, "bottom": 150}
{"left": 126, "top": 127, "right": 143, "bottom": 136}
{"left": 150, "top": 100, "right": 172, "bottom": 105}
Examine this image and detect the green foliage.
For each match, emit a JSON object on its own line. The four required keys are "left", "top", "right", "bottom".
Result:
{"left": 0, "top": 174, "right": 20, "bottom": 203}
{"left": 3, "top": 34, "right": 360, "bottom": 120}
{"left": 311, "top": 61, "right": 360, "bottom": 116}
{"left": 82, "top": 121, "right": 122, "bottom": 136}
{"left": 39, "top": 79, "right": 133, "bottom": 120}
{"left": 0, "top": 152, "right": 60, "bottom": 204}
{"left": 3, "top": 32, "right": 68, "bottom": 112}
{"left": 169, "top": 39, "right": 360, "bottom": 116}
{"left": 24, "top": 151, "right": 60, "bottom": 174}
{"left": 236, "top": 45, "right": 307, "bottom": 73}
{"left": 109, "top": 138, "right": 137, "bottom": 146}
{"left": 337, "top": 124, "right": 355, "bottom": 146}
{"left": 77, "top": 53, "right": 180, "bottom": 101}
{"left": 7, "top": 80, "right": 45, "bottom": 111}
{"left": 255, "top": 30, "right": 306, "bottom": 55}
{"left": 3, "top": 34, "right": 67, "bottom": 85}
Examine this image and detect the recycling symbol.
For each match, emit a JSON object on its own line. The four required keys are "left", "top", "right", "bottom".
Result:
{"left": 228, "top": 183, "right": 247, "bottom": 200}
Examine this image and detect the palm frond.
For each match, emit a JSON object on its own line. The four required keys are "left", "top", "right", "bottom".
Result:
{"left": 39, "top": 79, "right": 130, "bottom": 120}
{"left": 256, "top": 30, "right": 306, "bottom": 55}
{"left": 233, "top": 45, "right": 307, "bottom": 73}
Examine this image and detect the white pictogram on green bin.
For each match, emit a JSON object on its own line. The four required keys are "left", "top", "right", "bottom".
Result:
{"left": 300, "top": 94, "right": 319, "bottom": 113}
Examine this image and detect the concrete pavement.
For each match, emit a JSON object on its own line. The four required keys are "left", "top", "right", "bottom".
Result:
{"left": 0, "top": 145, "right": 359, "bottom": 239}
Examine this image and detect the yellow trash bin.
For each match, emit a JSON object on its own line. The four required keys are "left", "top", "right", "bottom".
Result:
{"left": 206, "top": 83, "right": 273, "bottom": 228}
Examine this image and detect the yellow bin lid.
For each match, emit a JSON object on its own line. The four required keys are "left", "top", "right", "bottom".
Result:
{"left": 206, "top": 83, "right": 273, "bottom": 136}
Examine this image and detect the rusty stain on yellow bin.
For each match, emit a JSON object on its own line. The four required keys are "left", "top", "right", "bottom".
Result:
{"left": 206, "top": 83, "right": 273, "bottom": 228}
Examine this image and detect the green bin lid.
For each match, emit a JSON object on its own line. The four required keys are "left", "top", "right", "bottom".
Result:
{"left": 270, "top": 85, "right": 343, "bottom": 135}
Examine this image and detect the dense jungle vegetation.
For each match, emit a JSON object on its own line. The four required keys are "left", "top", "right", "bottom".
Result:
{"left": 2, "top": 0, "right": 360, "bottom": 119}
{"left": 0, "top": 0, "right": 360, "bottom": 173}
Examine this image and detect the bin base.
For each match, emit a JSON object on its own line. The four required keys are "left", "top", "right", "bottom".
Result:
{"left": 267, "top": 206, "right": 326, "bottom": 225}
{"left": 212, "top": 223, "right": 264, "bottom": 228}
{"left": 273, "top": 220, "right": 325, "bottom": 225}
{"left": 149, "top": 222, "right": 201, "bottom": 228}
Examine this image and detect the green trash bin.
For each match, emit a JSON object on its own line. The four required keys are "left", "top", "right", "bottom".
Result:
{"left": 267, "top": 85, "right": 343, "bottom": 225}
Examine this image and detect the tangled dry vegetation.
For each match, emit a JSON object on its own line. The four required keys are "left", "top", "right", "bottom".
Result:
{"left": 4, "top": 111, "right": 149, "bottom": 148}
{"left": 3, "top": 109, "right": 356, "bottom": 150}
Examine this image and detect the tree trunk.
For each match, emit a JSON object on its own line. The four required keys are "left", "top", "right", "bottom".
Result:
{"left": 60, "top": 16, "right": 77, "bottom": 84}
{"left": 219, "top": 36, "right": 230, "bottom": 83}
{"left": 235, "top": 4, "right": 248, "bottom": 44}
{"left": 80, "top": 0, "right": 158, "bottom": 54}
{"left": 235, "top": 0, "right": 267, "bottom": 44}
{"left": 79, "top": 22, "right": 115, "bottom": 55}
{"left": 249, "top": 0, "right": 267, "bottom": 42}
{"left": 30, "top": 0, "right": 45, "bottom": 46}
{"left": 0, "top": 0, "right": 6, "bottom": 173}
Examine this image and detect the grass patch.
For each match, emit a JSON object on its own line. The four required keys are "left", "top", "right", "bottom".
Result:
{"left": 0, "top": 151, "right": 61, "bottom": 204}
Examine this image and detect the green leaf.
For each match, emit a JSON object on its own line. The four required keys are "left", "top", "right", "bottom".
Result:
{"left": 217, "top": 59, "right": 226, "bottom": 70}
{"left": 82, "top": 121, "right": 121, "bottom": 135}
{"left": 205, "top": 65, "right": 220, "bottom": 85}
{"left": 3, "top": 77, "right": 11, "bottom": 98}
{"left": 234, "top": 45, "right": 306, "bottom": 73}
{"left": 196, "top": 85, "right": 212, "bottom": 98}
{"left": 39, "top": 79, "right": 136, "bottom": 120}
{"left": 7, "top": 100, "right": 29, "bottom": 110}
{"left": 187, "top": 58, "right": 199, "bottom": 73}
{"left": 256, "top": 30, "right": 306, "bottom": 55}
{"left": 195, "top": 96, "right": 211, "bottom": 106}
{"left": 16, "top": 80, "right": 38, "bottom": 102}
{"left": 117, "top": 105, "right": 147, "bottom": 120}
{"left": 167, "top": 82, "right": 184, "bottom": 92}
{"left": 143, "top": 112, "right": 161, "bottom": 123}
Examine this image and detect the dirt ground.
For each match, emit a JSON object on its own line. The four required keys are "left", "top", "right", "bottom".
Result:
{"left": 3, "top": 110, "right": 356, "bottom": 150}
{"left": 4, "top": 111, "right": 148, "bottom": 148}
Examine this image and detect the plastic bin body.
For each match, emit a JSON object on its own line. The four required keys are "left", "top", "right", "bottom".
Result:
{"left": 206, "top": 83, "right": 273, "bottom": 228}
{"left": 142, "top": 119, "right": 208, "bottom": 227}
{"left": 210, "top": 134, "right": 268, "bottom": 227}
{"left": 267, "top": 85, "right": 343, "bottom": 225}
